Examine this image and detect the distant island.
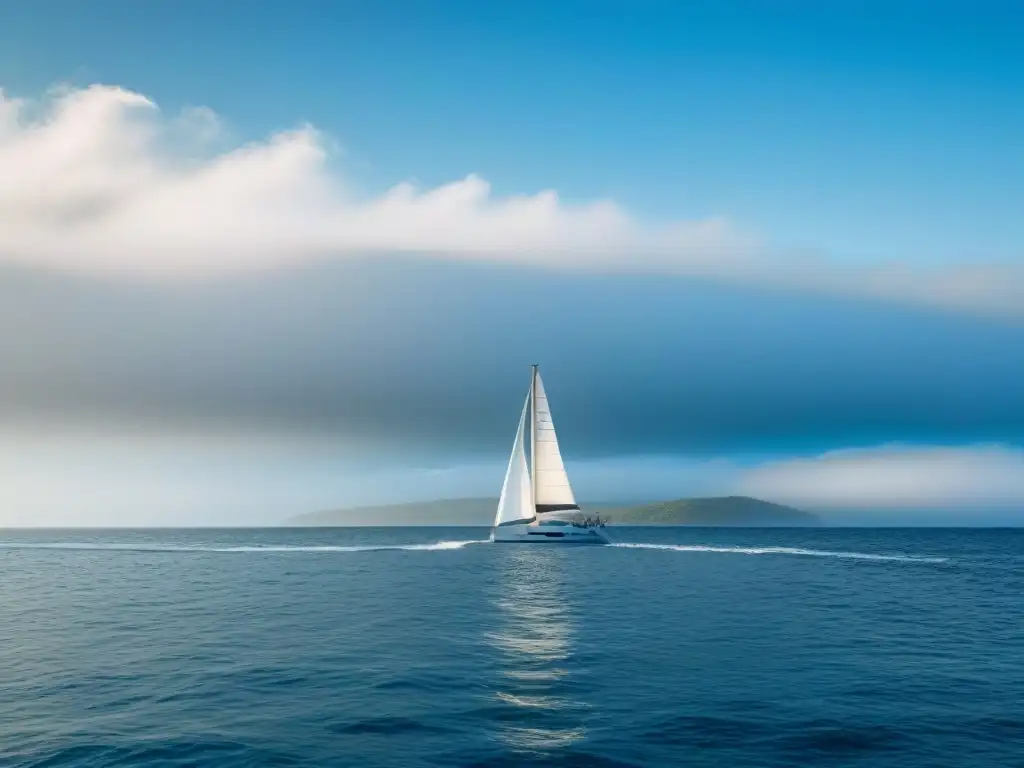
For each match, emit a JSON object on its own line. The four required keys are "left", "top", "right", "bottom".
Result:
{"left": 601, "top": 496, "right": 818, "bottom": 526}
{"left": 286, "top": 496, "right": 818, "bottom": 527}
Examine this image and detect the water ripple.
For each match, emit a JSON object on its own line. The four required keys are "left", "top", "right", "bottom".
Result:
{"left": 0, "top": 527, "right": 1019, "bottom": 767}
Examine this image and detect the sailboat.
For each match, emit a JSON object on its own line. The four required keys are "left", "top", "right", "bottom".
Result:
{"left": 491, "top": 365, "right": 610, "bottom": 544}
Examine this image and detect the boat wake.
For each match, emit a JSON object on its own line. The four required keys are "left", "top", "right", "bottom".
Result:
{"left": 0, "top": 540, "right": 489, "bottom": 554}
{"left": 610, "top": 542, "right": 947, "bottom": 563}
{"left": 0, "top": 539, "right": 946, "bottom": 563}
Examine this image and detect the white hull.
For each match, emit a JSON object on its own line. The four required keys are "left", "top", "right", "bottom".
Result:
{"left": 491, "top": 520, "right": 610, "bottom": 545}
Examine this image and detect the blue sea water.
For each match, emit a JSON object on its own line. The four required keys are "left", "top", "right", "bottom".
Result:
{"left": 0, "top": 527, "right": 1021, "bottom": 767}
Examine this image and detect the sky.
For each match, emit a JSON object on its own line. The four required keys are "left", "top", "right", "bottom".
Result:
{"left": 2, "top": 0, "right": 1024, "bottom": 525}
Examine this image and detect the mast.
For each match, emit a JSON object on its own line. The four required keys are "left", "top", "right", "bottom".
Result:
{"left": 530, "top": 364, "right": 539, "bottom": 510}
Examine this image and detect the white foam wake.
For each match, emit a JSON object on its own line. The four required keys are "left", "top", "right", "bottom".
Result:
{"left": 611, "top": 542, "right": 947, "bottom": 563}
{"left": 208, "top": 540, "right": 487, "bottom": 553}
{"left": 0, "top": 540, "right": 488, "bottom": 554}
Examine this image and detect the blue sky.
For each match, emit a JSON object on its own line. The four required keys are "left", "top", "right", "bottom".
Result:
{"left": 1, "top": 1, "right": 1024, "bottom": 524}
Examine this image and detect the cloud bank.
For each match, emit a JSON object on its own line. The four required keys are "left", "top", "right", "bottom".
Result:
{"left": 738, "top": 444, "right": 1024, "bottom": 514}
{"left": 0, "top": 428, "right": 743, "bottom": 527}
{"left": 4, "top": 258, "right": 1024, "bottom": 457}
{"left": 7, "top": 429, "right": 1024, "bottom": 526}
{"left": 1, "top": 83, "right": 1023, "bottom": 317}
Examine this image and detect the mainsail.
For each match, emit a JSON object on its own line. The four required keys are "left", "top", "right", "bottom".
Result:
{"left": 531, "top": 370, "right": 580, "bottom": 514}
{"left": 493, "top": 391, "right": 535, "bottom": 527}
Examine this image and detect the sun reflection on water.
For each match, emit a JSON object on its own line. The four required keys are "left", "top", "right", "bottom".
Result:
{"left": 485, "top": 547, "right": 590, "bottom": 753}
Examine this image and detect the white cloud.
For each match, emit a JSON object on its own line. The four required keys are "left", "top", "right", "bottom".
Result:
{"left": 736, "top": 444, "right": 1024, "bottom": 512}
{"left": 1, "top": 82, "right": 1023, "bottom": 317}
{"left": 0, "top": 83, "right": 748, "bottom": 278}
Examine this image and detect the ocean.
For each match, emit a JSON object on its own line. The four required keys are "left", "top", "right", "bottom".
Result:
{"left": 0, "top": 527, "right": 1021, "bottom": 767}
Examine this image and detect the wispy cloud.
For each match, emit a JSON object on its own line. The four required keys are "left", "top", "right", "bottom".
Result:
{"left": 737, "top": 444, "right": 1024, "bottom": 512}
{"left": 2, "top": 83, "right": 1023, "bottom": 318}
